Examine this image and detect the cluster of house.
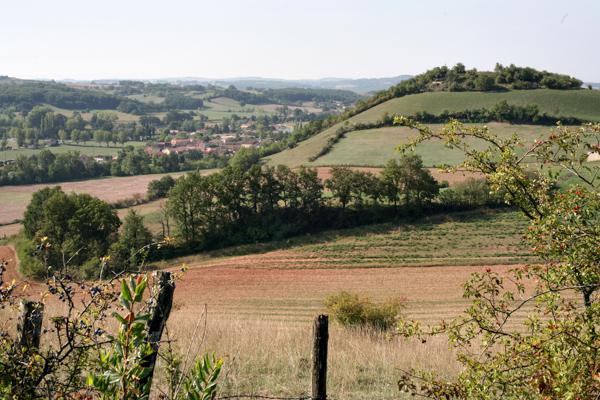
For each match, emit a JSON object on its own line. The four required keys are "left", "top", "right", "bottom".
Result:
{"left": 144, "top": 133, "right": 264, "bottom": 157}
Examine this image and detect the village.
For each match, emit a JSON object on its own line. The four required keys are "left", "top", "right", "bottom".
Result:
{"left": 143, "top": 119, "right": 293, "bottom": 158}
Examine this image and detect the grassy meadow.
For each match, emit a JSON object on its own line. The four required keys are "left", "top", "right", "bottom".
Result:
{"left": 310, "top": 122, "right": 551, "bottom": 167}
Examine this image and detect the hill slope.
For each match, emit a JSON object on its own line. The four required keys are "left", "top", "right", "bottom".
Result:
{"left": 266, "top": 89, "right": 600, "bottom": 167}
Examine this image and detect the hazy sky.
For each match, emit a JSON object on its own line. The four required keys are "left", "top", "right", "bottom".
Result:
{"left": 1, "top": 0, "right": 599, "bottom": 81}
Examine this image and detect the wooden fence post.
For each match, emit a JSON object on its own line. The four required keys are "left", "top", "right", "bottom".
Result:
{"left": 16, "top": 300, "right": 44, "bottom": 349}
{"left": 312, "top": 314, "right": 329, "bottom": 400}
{"left": 140, "top": 271, "right": 175, "bottom": 392}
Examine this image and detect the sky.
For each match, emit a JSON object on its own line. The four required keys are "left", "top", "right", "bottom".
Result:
{"left": 1, "top": 0, "right": 599, "bottom": 81}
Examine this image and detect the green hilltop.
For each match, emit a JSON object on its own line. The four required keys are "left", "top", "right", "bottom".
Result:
{"left": 266, "top": 64, "right": 600, "bottom": 168}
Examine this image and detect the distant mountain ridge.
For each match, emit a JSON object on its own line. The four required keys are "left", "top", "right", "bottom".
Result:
{"left": 62, "top": 76, "right": 413, "bottom": 94}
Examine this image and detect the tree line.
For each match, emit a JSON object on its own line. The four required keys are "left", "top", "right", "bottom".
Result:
{"left": 0, "top": 78, "right": 205, "bottom": 113}
{"left": 163, "top": 156, "right": 500, "bottom": 253}
{"left": 0, "top": 147, "right": 227, "bottom": 186}
{"left": 17, "top": 154, "right": 502, "bottom": 278}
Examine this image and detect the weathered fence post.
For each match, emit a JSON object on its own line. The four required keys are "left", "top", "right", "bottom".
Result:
{"left": 16, "top": 300, "right": 44, "bottom": 349}
{"left": 140, "top": 271, "right": 175, "bottom": 392}
{"left": 312, "top": 314, "right": 329, "bottom": 400}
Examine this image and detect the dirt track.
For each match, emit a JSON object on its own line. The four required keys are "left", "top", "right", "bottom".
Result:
{"left": 0, "top": 245, "right": 40, "bottom": 297}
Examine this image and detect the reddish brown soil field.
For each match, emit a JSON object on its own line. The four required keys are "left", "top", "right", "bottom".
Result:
{"left": 170, "top": 259, "right": 527, "bottom": 325}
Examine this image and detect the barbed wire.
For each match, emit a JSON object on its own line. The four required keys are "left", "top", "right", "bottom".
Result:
{"left": 216, "top": 394, "right": 311, "bottom": 400}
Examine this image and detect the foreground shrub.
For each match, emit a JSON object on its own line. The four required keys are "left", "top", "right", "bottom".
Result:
{"left": 325, "top": 291, "right": 403, "bottom": 330}
{"left": 394, "top": 118, "right": 600, "bottom": 399}
{"left": 0, "top": 239, "right": 222, "bottom": 399}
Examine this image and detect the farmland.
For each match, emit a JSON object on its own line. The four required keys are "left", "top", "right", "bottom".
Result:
{"left": 163, "top": 208, "right": 531, "bottom": 324}
{"left": 0, "top": 208, "right": 532, "bottom": 399}
{"left": 352, "top": 89, "right": 600, "bottom": 123}
{"left": 268, "top": 121, "right": 554, "bottom": 167}
{"left": 310, "top": 123, "right": 550, "bottom": 167}
{"left": 0, "top": 171, "right": 194, "bottom": 225}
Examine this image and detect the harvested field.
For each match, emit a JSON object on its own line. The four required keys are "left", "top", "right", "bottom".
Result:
{"left": 171, "top": 263, "right": 524, "bottom": 326}
{"left": 0, "top": 223, "right": 21, "bottom": 238}
{"left": 0, "top": 171, "right": 212, "bottom": 225}
{"left": 163, "top": 209, "right": 533, "bottom": 324}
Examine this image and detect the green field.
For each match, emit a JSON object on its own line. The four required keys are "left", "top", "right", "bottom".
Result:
{"left": 353, "top": 89, "right": 600, "bottom": 123}
{"left": 186, "top": 208, "right": 533, "bottom": 269}
{"left": 266, "top": 89, "right": 600, "bottom": 167}
{"left": 311, "top": 122, "right": 551, "bottom": 167}
{"left": 126, "top": 94, "right": 165, "bottom": 104}
{"left": 1, "top": 140, "right": 146, "bottom": 159}
{"left": 46, "top": 105, "right": 140, "bottom": 122}
{"left": 200, "top": 97, "right": 276, "bottom": 121}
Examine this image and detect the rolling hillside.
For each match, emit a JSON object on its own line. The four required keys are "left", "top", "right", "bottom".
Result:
{"left": 266, "top": 89, "right": 600, "bottom": 167}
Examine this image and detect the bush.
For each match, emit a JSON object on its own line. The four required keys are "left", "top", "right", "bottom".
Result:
{"left": 439, "top": 178, "right": 504, "bottom": 208}
{"left": 147, "top": 175, "right": 176, "bottom": 200}
{"left": 325, "top": 291, "right": 403, "bottom": 330}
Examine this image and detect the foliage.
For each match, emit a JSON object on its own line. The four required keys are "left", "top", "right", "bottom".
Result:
{"left": 0, "top": 239, "right": 222, "bottom": 399}
{"left": 394, "top": 118, "right": 600, "bottom": 399}
{"left": 167, "top": 156, "right": 443, "bottom": 251}
{"left": 380, "top": 154, "right": 439, "bottom": 207}
{"left": 0, "top": 80, "right": 151, "bottom": 112}
{"left": 410, "top": 100, "right": 586, "bottom": 125}
{"left": 107, "top": 210, "right": 153, "bottom": 274}
{"left": 147, "top": 175, "right": 177, "bottom": 200}
{"left": 325, "top": 291, "right": 403, "bottom": 330}
{"left": 87, "top": 275, "right": 154, "bottom": 399}
{"left": 180, "top": 354, "right": 223, "bottom": 400}
{"left": 438, "top": 178, "right": 504, "bottom": 208}
{"left": 22, "top": 187, "right": 121, "bottom": 277}
{"left": 0, "top": 146, "right": 226, "bottom": 186}
{"left": 262, "top": 87, "right": 360, "bottom": 105}
{"left": 228, "top": 146, "right": 261, "bottom": 170}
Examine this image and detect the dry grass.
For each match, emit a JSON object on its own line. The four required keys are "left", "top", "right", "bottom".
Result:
{"left": 158, "top": 314, "right": 459, "bottom": 400}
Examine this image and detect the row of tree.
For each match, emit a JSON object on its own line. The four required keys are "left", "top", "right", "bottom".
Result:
{"left": 0, "top": 147, "right": 227, "bottom": 186}
{"left": 165, "top": 156, "right": 443, "bottom": 250}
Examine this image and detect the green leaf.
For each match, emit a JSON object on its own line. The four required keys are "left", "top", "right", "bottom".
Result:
{"left": 121, "top": 279, "right": 133, "bottom": 304}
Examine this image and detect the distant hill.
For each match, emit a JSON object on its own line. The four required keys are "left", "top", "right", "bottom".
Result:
{"left": 0, "top": 77, "right": 151, "bottom": 113}
{"left": 203, "top": 76, "right": 413, "bottom": 93}
{"left": 77, "top": 76, "right": 413, "bottom": 94}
